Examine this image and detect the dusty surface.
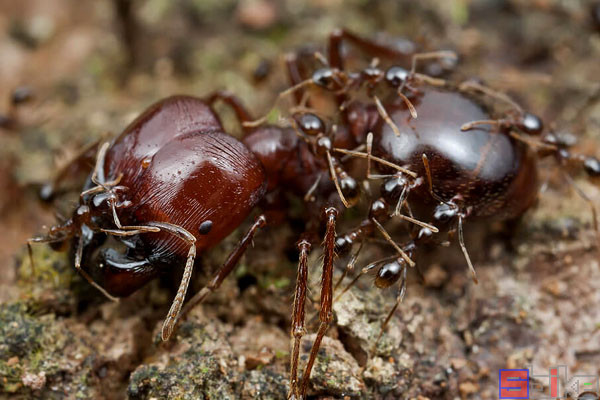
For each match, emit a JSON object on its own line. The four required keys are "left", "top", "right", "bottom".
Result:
{"left": 1, "top": 0, "right": 600, "bottom": 399}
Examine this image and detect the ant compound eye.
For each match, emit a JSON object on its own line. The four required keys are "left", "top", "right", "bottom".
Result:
{"left": 198, "top": 220, "right": 213, "bottom": 235}
{"left": 340, "top": 176, "right": 360, "bottom": 207}
{"left": 297, "top": 113, "right": 324, "bottom": 135}
{"left": 520, "top": 112, "right": 543, "bottom": 135}
{"left": 312, "top": 68, "right": 336, "bottom": 89}
{"left": 433, "top": 203, "right": 457, "bottom": 223}
{"left": 584, "top": 156, "right": 600, "bottom": 177}
{"left": 375, "top": 260, "right": 404, "bottom": 288}
{"left": 385, "top": 66, "right": 409, "bottom": 87}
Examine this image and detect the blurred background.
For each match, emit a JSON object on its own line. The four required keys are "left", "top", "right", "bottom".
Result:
{"left": 0, "top": 0, "right": 600, "bottom": 398}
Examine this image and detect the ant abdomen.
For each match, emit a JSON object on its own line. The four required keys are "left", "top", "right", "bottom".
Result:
{"left": 373, "top": 88, "right": 539, "bottom": 220}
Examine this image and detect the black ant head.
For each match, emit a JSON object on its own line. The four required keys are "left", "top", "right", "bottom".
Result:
{"left": 385, "top": 66, "right": 409, "bottom": 88}
{"left": 518, "top": 112, "right": 543, "bottom": 135}
{"left": 361, "top": 66, "right": 384, "bottom": 87}
{"left": 374, "top": 258, "right": 406, "bottom": 288}
{"left": 380, "top": 175, "right": 409, "bottom": 204}
{"left": 433, "top": 202, "right": 459, "bottom": 225}
{"left": 312, "top": 67, "right": 343, "bottom": 91}
{"left": 584, "top": 156, "right": 600, "bottom": 177}
{"left": 369, "top": 198, "right": 389, "bottom": 220}
{"left": 296, "top": 113, "right": 325, "bottom": 136}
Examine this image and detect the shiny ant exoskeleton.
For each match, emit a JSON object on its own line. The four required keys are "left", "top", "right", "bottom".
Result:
{"left": 28, "top": 29, "right": 600, "bottom": 400}
{"left": 28, "top": 84, "right": 394, "bottom": 399}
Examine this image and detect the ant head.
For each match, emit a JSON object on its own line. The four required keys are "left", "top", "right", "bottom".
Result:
{"left": 374, "top": 258, "right": 405, "bottom": 288}
{"left": 385, "top": 66, "right": 409, "bottom": 88}
{"left": 340, "top": 175, "right": 360, "bottom": 207}
{"left": 369, "top": 198, "right": 389, "bottom": 220}
{"left": 312, "top": 67, "right": 343, "bottom": 91}
{"left": 518, "top": 112, "right": 544, "bottom": 135}
{"left": 335, "top": 234, "right": 354, "bottom": 255}
{"left": 295, "top": 113, "right": 325, "bottom": 136}
{"left": 361, "top": 66, "right": 384, "bottom": 87}
{"left": 433, "top": 202, "right": 459, "bottom": 225}
{"left": 584, "top": 156, "right": 600, "bottom": 177}
{"left": 380, "top": 174, "right": 410, "bottom": 204}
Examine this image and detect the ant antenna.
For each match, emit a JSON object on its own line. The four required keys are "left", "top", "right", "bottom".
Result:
{"left": 371, "top": 218, "right": 415, "bottom": 267}
{"left": 396, "top": 90, "right": 418, "bottom": 119}
{"left": 421, "top": 154, "right": 447, "bottom": 204}
{"left": 458, "top": 214, "right": 478, "bottom": 284}
{"left": 396, "top": 214, "right": 439, "bottom": 232}
{"left": 334, "top": 256, "right": 398, "bottom": 302}
{"left": 333, "top": 147, "right": 417, "bottom": 178}
{"left": 374, "top": 95, "right": 401, "bottom": 137}
{"left": 242, "top": 79, "right": 316, "bottom": 129}
{"left": 326, "top": 151, "right": 351, "bottom": 208}
{"left": 458, "top": 80, "right": 523, "bottom": 112}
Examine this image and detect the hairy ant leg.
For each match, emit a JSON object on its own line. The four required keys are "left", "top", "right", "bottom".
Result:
{"left": 290, "top": 207, "right": 337, "bottom": 400}
{"left": 289, "top": 238, "right": 311, "bottom": 399}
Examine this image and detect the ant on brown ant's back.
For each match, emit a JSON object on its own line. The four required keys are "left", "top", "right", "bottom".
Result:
{"left": 28, "top": 29, "right": 600, "bottom": 400}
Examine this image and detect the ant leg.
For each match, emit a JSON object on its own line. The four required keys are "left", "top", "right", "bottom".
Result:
{"left": 457, "top": 215, "right": 478, "bottom": 284}
{"left": 333, "top": 147, "right": 417, "bottom": 178}
{"left": 458, "top": 80, "right": 523, "bottom": 112}
{"left": 142, "top": 222, "right": 198, "bottom": 341}
{"left": 178, "top": 215, "right": 267, "bottom": 322}
{"left": 40, "top": 139, "right": 101, "bottom": 202}
{"left": 289, "top": 239, "right": 311, "bottom": 399}
{"left": 27, "top": 229, "right": 72, "bottom": 280}
{"left": 374, "top": 95, "right": 401, "bottom": 137}
{"left": 334, "top": 239, "right": 364, "bottom": 291}
{"left": 298, "top": 207, "right": 338, "bottom": 399}
{"left": 370, "top": 265, "right": 407, "bottom": 355}
{"left": 73, "top": 234, "right": 120, "bottom": 301}
{"left": 562, "top": 171, "right": 600, "bottom": 249}
{"left": 328, "top": 29, "right": 414, "bottom": 70}
{"left": 205, "top": 91, "right": 255, "bottom": 135}
{"left": 285, "top": 53, "right": 309, "bottom": 106}
{"left": 371, "top": 218, "right": 415, "bottom": 267}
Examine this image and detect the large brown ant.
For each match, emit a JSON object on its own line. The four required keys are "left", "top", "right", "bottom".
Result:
{"left": 28, "top": 29, "right": 600, "bottom": 400}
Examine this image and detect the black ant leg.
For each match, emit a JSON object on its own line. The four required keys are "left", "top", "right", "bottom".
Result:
{"left": 327, "top": 29, "right": 414, "bottom": 70}
{"left": 177, "top": 215, "right": 267, "bottom": 328}
{"left": 289, "top": 238, "right": 311, "bottom": 399}
{"left": 297, "top": 207, "right": 338, "bottom": 399}
{"left": 285, "top": 53, "right": 308, "bottom": 106}
{"left": 562, "top": 171, "right": 600, "bottom": 249}
{"left": 333, "top": 239, "right": 364, "bottom": 291}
